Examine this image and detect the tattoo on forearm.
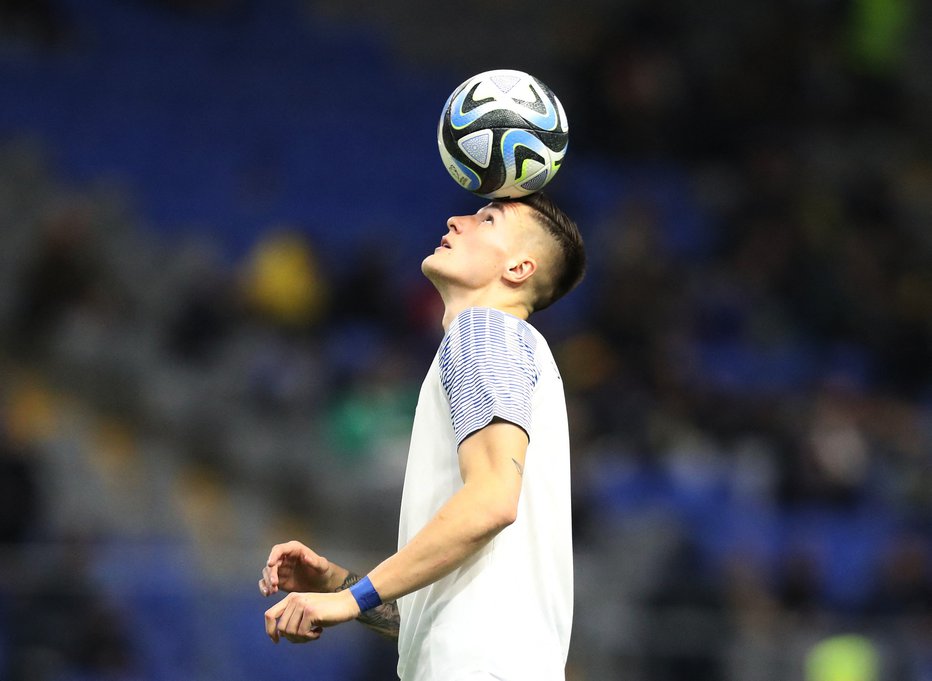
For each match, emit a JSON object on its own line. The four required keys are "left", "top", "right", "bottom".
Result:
{"left": 512, "top": 458, "right": 524, "bottom": 476}
{"left": 338, "top": 572, "right": 400, "bottom": 640}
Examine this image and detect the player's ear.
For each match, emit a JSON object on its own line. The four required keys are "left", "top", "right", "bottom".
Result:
{"left": 504, "top": 257, "right": 537, "bottom": 285}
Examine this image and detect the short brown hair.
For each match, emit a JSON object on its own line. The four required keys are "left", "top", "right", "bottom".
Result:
{"left": 514, "top": 192, "right": 586, "bottom": 312}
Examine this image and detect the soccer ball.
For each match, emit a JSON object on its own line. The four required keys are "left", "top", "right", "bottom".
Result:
{"left": 437, "top": 69, "right": 568, "bottom": 199}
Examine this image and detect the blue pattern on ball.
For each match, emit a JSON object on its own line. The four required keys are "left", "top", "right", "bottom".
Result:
{"left": 500, "top": 129, "right": 550, "bottom": 181}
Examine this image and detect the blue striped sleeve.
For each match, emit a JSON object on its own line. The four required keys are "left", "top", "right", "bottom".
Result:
{"left": 438, "top": 307, "right": 539, "bottom": 446}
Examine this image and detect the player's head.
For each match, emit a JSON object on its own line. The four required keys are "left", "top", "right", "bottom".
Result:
{"left": 422, "top": 192, "right": 585, "bottom": 315}
{"left": 516, "top": 192, "right": 586, "bottom": 311}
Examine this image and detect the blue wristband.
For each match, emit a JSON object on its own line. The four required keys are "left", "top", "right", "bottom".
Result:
{"left": 349, "top": 576, "right": 383, "bottom": 612}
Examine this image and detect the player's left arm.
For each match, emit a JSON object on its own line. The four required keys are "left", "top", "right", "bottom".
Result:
{"left": 365, "top": 418, "right": 527, "bottom": 601}
{"left": 264, "top": 418, "right": 527, "bottom": 643}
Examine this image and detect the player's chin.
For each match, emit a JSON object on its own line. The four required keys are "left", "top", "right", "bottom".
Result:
{"left": 421, "top": 253, "right": 444, "bottom": 278}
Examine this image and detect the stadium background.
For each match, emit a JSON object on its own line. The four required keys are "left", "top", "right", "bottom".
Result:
{"left": 0, "top": 0, "right": 930, "bottom": 679}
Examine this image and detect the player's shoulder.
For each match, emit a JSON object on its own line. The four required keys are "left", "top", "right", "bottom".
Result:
{"left": 449, "top": 307, "right": 534, "bottom": 334}
{"left": 443, "top": 306, "right": 538, "bottom": 353}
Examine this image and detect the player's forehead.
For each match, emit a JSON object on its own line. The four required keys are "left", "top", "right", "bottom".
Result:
{"left": 479, "top": 200, "right": 528, "bottom": 225}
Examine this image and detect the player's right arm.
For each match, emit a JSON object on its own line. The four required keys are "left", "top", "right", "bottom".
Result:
{"left": 259, "top": 541, "right": 401, "bottom": 640}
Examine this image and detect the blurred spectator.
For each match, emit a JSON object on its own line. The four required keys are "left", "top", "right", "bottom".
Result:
{"left": 0, "top": 418, "right": 39, "bottom": 545}
{"left": 3, "top": 535, "right": 140, "bottom": 681}
{"left": 867, "top": 532, "right": 932, "bottom": 618}
{"left": 240, "top": 229, "right": 327, "bottom": 332}
{"left": 778, "top": 547, "right": 825, "bottom": 619}
{"left": 643, "top": 535, "right": 726, "bottom": 681}
{"left": 331, "top": 245, "right": 403, "bottom": 333}
{"left": 166, "top": 272, "right": 236, "bottom": 365}
{"left": 571, "top": 3, "right": 688, "bottom": 157}
{"left": 12, "top": 202, "right": 106, "bottom": 358}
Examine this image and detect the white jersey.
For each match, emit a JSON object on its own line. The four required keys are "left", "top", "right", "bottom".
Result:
{"left": 396, "top": 307, "right": 574, "bottom": 681}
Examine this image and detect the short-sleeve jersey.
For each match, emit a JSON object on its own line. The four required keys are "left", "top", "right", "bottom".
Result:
{"left": 396, "top": 307, "right": 574, "bottom": 681}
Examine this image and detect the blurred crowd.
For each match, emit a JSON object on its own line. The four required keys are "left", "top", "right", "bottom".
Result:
{"left": 1, "top": 0, "right": 931, "bottom": 679}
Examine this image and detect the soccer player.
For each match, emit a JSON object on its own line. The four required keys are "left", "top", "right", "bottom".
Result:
{"left": 259, "top": 191, "right": 585, "bottom": 680}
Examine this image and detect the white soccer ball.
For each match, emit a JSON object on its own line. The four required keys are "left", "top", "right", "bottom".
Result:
{"left": 437, "top": 69, "right": 569, "bottom": 199}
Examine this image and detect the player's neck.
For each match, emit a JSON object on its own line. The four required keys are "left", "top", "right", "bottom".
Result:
{"left": 439, "top": 289, "right": 529, "bottom": 331}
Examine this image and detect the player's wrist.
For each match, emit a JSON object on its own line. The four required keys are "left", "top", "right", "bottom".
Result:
{"left": 326, "top": 564, "right": 351, "bottom": 593}
{"left": 348, "top": 575, "right": 383, "bottom": 613}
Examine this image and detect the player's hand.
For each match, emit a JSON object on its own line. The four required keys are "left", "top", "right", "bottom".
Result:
{"left": 264, "top": 590, "right": 360, "bottom": 643}
{"left": 259, "top": 541, "right": 338, "bottom": 596}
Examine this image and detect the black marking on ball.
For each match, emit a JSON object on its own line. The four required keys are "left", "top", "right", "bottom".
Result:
{"left": 462, "top": 82, "right": 496, "bottom": 114}
{"left": 511, "top": 81, "right": 547, "bottom": 115}
{"left": 514, "top": 145, "right": 546, "bottom": 177}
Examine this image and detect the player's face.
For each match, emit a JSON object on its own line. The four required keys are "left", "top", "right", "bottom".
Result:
{"left": 422, "top": 201, "right": 524, "bottom": 290}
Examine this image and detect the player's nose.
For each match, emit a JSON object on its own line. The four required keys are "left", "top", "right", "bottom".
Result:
{"left": 446, "top": 216, "right": 465, "bottom": 234}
